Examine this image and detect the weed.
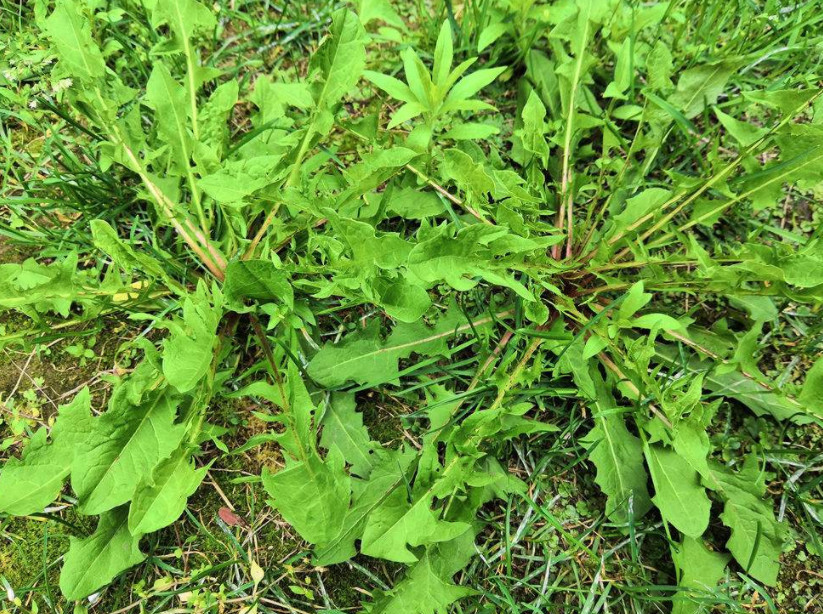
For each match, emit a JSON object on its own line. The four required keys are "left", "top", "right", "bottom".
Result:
{"left": 1, "top": 0, "right": 822, "bottom": 612}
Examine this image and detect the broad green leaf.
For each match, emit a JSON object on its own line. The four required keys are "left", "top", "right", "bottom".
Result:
{"left": 364, "top": 70, "right": 416, "bottom": 103}
{"left": 387, "top": 101, "right": 426, "bottom": 128}
{"left": 59, "top": 507, "right": 145, "bottom": 600}
{"left": 358, "top": 0, "right": 403, "bottom": 27}
{"left": 372, "top": 275, "right": 431, "bottom": 323}
{"left": 516, "top": 91, "right": 549, "bottom": 165}
{"left": 442, "top": 122, "right": 499, "bottom": 140}
{"left": 0, "top": 389, "right": 92, "bottom": 515}
{"left": 223, "top": 259, "right": 294, "bottom": 307}
{"left": 72, "top": 388, "right": 186, "bottom": 515}
{"left": 715, "top": 108, "right": 766, "bottom": 147}
{"left": 196, "top": 80, "right": 239, "bottom": 161}
{"left": 401, "top": 47, "right": 432, "bottom": 108}
{"left": 250, "top": 77, "right": 314, "bottom": 124}
{"left": 43, "top": 0, "right": 106, "bottom": 84}
{"left": 632, "top": 313, "right": 684, "bottom": 331}
{"left": 743, "top": 88, "right": 821, "bottom": 115}
{"left": 672, "top": 537, "right": 730, "bottom": 614}
{"left": 478, "top": 22, "right": 508, "bottom": 53}
{"left": 654, "top": 340, "right": 809, "bottom": 423}
{"left": 305, "top": 8, "right": 367, "bottom": 137}
{"left": 312, "top": 8, "right": 367, "bottom": 107}
{"left": 91, "top": 220, "right": 167, "bottom": 280}
{"left": 432, "top": 21, "right": 453, "bottom": 88}
{"left": 307, "top": 307, "right": 477, "bottom": 388}
{"left": 370, "top": 549, "right": 475, "bottom": 614}
{"left": 646, "top": 445, "right": 711, "bottom": 538}
{"left": 582, "top": 378, "right": 651, "bottom": 524}
{"left": 0, "top": 254, "right": 84, "bottom": 317}
{"left": 162, "top": 286, "right": 223, "bottom": 393}
{"left": 145, "top": 63, "right": 192, "bottom": 171}
{"left": 152, "top": 0, "right": 216, "bottom": 45}
{"left": 128, "top": 446, "right": 207, "bottom": 535}
{"left": 606, "top": 188, "right": 673, "bottom": 240}
{"left": 198, "top": 155, "right": 284, "bottom": 203}
{"left": 799, "top": 357, "right": 823, "bottom": 417}
{"left": 441, "top": 148, "right": 494, "bottom": 196}
{"left": 668, "top": 59, "right": 741, "bottom": 119}
{"left": 387, "top": 188, "right": 445, "bottom": 219}
{"left": 458, "top": 402, "right": 560, "bottom": 441}
{"left": 151, "top": 0, "right": 220, "bottom": 118}
{"left": 315, "top": 447, "right": 415, "bottom": 565}
{"left": 361, "top": 472, "right": 471, "bottom": 563}
{"left": 263, "top": 447, "right": 351, "bottom": 544}
{"left": 604, "top": 38, "right": 632, "bottom": 99}
{"left": 444, "top": 66, "right": 506, "bottom": 106}
{"left": 670, "top": 417, "right": 715, "bottom": 487}
{"left": 709, "top": 457, "right": 785, "bottom": 586}
{"left": 778, "top": 240, "right": 823, "bottom": 288}
{"left": 407, "top": 223, "right": 535, "bottom": 299}
{"left": 646, "top": 41, "right": 673, "bottom": 90}
{"left": 328, "top": 213, "right": 413, "bottom": 269}
{"left": 319, "top": 392, "right": 379, "bottom": 478}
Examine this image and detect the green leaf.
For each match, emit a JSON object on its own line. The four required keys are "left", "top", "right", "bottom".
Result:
{"left": 152, "top": 0, "right": 216, "bottom": 45}
{"left": 442, "top": 66, "right": 506, "bottom": 109}
{"left": 370, "top": 548, "right": 475, "bottom": 613}
{"left": 442, "top": 122, "right": 499, "bottom": 141}
{"left": 162, "top": 287, "right": 222, "bottom": 393}
{"left": 407, "top": 223, "right": 535, "bottom": 300}
{"left": 671, "top": 537, "right": 730, "bottom": 614}
{"left": 71, "top": 388, "right": 186, "bottom": 515}
{"left": 709, "top": 457, "right": 785, "bottom": 586}
{"left": 305, "top": 7, "right": 367, "bottom": 137}
{"left": 799, "top": 357, "right": 823, "bottom": 418}
{"left": 604, "top": 38, "right": 633, "bottom": 100}
{"left": 387, "top": 188, "right": 445, "bottom": 219}
{"left": 668, "top": 59, "right": 741, "bottom": 119}
{"left": 307, "top": 307, "right": 480, "bottom": 388}
{"left": 646, "top": 41, "right": 673, "bottom": 90}
{"left": 646, "top": 445, "right": 711, "bottom": 538}
{"left": 516, "top": 90, "right": 549, "bottom": 165}
{"left": 91, "top": 220, "right": 167, "bottom": 280}
{"left": 263, "top": 447, "right": 351, "bottom": 544}
{"left": 319, "top": 392, "right": 379, "bottom": 478}
{"left": 654, "top": 340, "right": 809, "bottom": 423}
{"left": 582, "top": 378, "right": 652, "bottom": 524}
{"left": 361, "top": 467, "right": 471, "bottom": 563}
{"left": 478, "top": 22, "right": 508, "bottom": 53}
{"left": 364, "top": 70, "right": 416, "bottom": 103}
{"left": 432, "top": 21, "right": 453, "bottom": 88}
{"left": 632, "top": 313, "right": 684, "bottom": 331}
{"left": 441, "top": 148, "right": 494, "bottom": 196}
{"left": 145, "top": 63, "right": 192, "bottom": 171}
{"left": 0, "top": 254, "right": 84, "bottom": 318}
{"left": 372, "top": 275, "right": 431, "bottom": 323}
{"left": 43, "top": 0, "right": 106, "bottom": 84}
{"left": 606, "top": 188, "right": 673, "bottom": 241}
{"left": 778, "top": 240, "right": 823, "bottom": 288}
{"left": 128, "top": 446, "right": 207, "bottom": 535}
{"left": 0, "top": 389, "right": 92, "bottom": 515}
{"left": 198, "top": 155, "right": 284, "bottom": 203}
{"left": 223, "top": 259, "right": 294, "bottom": 307}
{"left": 358, "top": 0, "right": 403, "bottom": 27}
{"left": 315, "top": 447, "right": 415, "bottom": 565}
{"left": 59, "top": 507, "right": 145, "bottom": 601}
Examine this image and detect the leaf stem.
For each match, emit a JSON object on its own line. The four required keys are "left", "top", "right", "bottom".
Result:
{"left": 405, "top": 163, "right": 494, "bottom": 225}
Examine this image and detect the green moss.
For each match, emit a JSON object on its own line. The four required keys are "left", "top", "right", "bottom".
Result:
{"left": 0, "top": 509, "right": 93, "bottom": 605}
